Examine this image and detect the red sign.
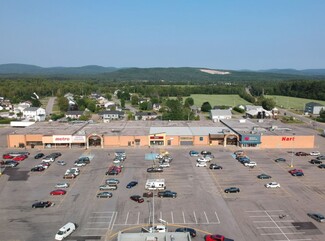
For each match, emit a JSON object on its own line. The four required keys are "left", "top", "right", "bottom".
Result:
{"left": 282, "top": 137, "right": 295, "bottom": 141}
{"left": 150, "top": 136, "right": 164, "bottom": 139}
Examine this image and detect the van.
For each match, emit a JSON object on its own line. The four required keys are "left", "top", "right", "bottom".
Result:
{"left": 55, "top": 222, "right": 76, "bottom": 240}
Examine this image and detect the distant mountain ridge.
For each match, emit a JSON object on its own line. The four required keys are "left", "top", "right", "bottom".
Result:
{"left": 0, "top": 63, "right": 118, "bottom": 75}
{"left": 259, "top": 68, "right": 325, "bottom": 76}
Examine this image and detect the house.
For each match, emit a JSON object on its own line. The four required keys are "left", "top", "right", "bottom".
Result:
{"left": 304, "top": 102, "right": 324, "bottom": 115}
{"left": 65, "top": 111, "right": 84, "bottom": 119}
{"left": 135, "top": 112, "right": 158, "bottom": 121}
{"left": 99, "top": 110, "right": 125, "bottom": 123}
{"left": 23, "top": 107, "right": 46, "bottom": 121}
{"left": 152, "top": 103, "right": 161, "bottom": 111}
{"left": 210, "top": 109, "right": 232, "bottom": 122}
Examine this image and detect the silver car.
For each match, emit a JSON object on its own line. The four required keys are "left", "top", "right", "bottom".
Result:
{"left": 308, "top": 213, "right": 325, "bottom": 222}
{"left": 99, "top": 184, "right": 117, "bottom": 190}
{"left": 55, "top": 183, "right": 69, "bottom": 188}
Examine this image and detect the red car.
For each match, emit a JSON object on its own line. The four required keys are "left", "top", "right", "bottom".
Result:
{"left": 12, "top": 155, "right": 28, "bottom": 161}
{"left": 3, "top": 154, "right": 14, "bottom": 159}
{"left": 50, "top": 189, "right": 67, "bottom": 195}
{"left": 130, "top": 195, "right": 144, "bottom": 203}
{"left": 204, "top": 234, "right": 234, "bottom": 241}
{"left": 289, "top": 169, "right": 303, "bottom": 174}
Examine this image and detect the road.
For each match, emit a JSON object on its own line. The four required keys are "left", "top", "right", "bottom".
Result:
{"left": 45, "top": 97, "right": 56, "bottom": 116}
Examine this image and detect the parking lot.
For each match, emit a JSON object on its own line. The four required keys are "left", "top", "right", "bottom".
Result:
{"left": 0, "top": 141, "right": 324, "bottom": 240}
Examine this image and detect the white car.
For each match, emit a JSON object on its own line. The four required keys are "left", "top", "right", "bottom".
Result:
{"left": 159, "top": 163, "right": 170, "bottom": 168}
{"left": 55, "top": 183, "right": 69, "bottom": 188}
{"left": 42, "top": 157, "right": 55, "bottom": 163}
{"left": 36, "top": 164, "right": 49, "bottom": 169}
{"left": 74, "top": 162, "right": 86, "bottom": 167}
{"left": 197, "top": 157, "right": 209, "bottom": 163}
{"left": 265, "top": 182, "right": 280, "bottom": 188}
{"left": 113, "top": 159, "right": 121, "bottom": 164}
{"left": 310, "top": 151, "right": 320, "bottom": 156}
{"left": 65, "top": 168, "right": 80, "bottom": 176}
{"left": 196, "top": 162, "right": 207, "bottom": 167}
{"left": 244, "top": 161, "right": 257, "bottom": 167}
{"left": 55, "top": 222, "right": 76, "bottom": 240}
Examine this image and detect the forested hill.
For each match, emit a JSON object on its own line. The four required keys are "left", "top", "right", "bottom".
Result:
{"left": 0, "top": 63, "right": 325, "bottom": 83}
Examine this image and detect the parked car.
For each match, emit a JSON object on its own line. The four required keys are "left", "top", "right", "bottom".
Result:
{"left": 159, "top": 163, "right": 170, "bottom": 168}
{"left": 96, "top": 192, "right": 113, "bottom": 198}
{"left": 189, "top": 150, "right": 199, "bottom": 156}
{"left": 42, "top": 157, "right": 55, "bottom": 163}
{"left": 316, "top": 155, "right": 325, "bottom": 160}
{"left": 55, "top": 222, "right": 76, "bottom": 241}
{"left": 318, "top": 164, "right": 325, "bottom": 169}
{"left": 244, "top": 161, "right": 257, "bottom": 167}
{"left": 158, "top": 190, "right": 177, "bottom": 198}
{"left": 295, "top": 152, "right": 309, "bottom": 156}
{"left": 175, "top": 227, "right": 197, "bottom": 237}
{"left": 310, "top": 159, "right": 322, "bottom": 164}
{"left": 143, "top": 191, "right": 154, "bottom": 198}
{"left": 292, "top": 171, "right": 304, "bottom": 176}
{"left": 257, "top": 173, "right": 272, "bottom": 179}
{"left": 3, "top": 154, "right": 14, "bottom": 159}
{"left": 224, "top": 187, "right": 240, "bottom": 193}
{"left": 50, "top": 189, "right": 67, "bottom": 195}
{"left": 78, "top": 156, "right": 90, "bottom": 163}
{"left": 55, "top": 183, "right": 69, "bottom": 188}
{"left": 310, "top": 151, "right": 321, "bottom": 156}
{"left": 203, "top": 154, "right": 215, "bottom": 159}
{"left": 1, "top": 160, "right": 19, "bottom": 167}
{"left": 196, "top": 162, "right": 207, "bottom": 167}
{"left": 204, "top": 234, "right": 234, "bottom": 241}
{"left": 130, "top": 195, "right": 144, "bottom": 203}
{"left": 31, "top": 166, "right": 45, "bottom": 172}
{"left": 147, "top": 167, "right": 163, "bottom": 173}
{"left": 307, "top": 213, "right": 325, "bottom": 223}
{"left": 32, "top": 201, "right": 54, "bottom": 208}
{"left": 106, "top": 169, "right": 119, "bottom": 175}
{"left": 99, "top": 184, "right": 117, "bottom": 190}
{"left": 126, "top": 181, "right": 138, "bottom": 189}
{"left": 197, "top": 157, "right": 210, "bottom": 162}
{"left": 63, "top": 173, "right": 76, "bottom": 179}
{"left": 34, "top": 153, "right": 45, "bottom": 159}
{"left": 275, "top": 158, "right": 286, "bottom": 162}
{"left": 57, "top": 160, "right": 67, "bottom": 166}
{"left": 201, "top": 151, "right": 212, "bottom": 155}
{"left": 289, "top": 169, "right": 303, "bottom": 174}
{"left": 265, "top": 182, "right": 280, "bottom": 188}
{"left": 12, "top": 155, "right": 28, "bottom": 161}
{"left": 74, "top": 160, "right": 87, "bottom": 167}
{"left": 36, "top": 163, "right": 49, "bottom": 169}
{"left": 105, "top": 178, "right": 119, "bottom": 185}
{"left": 209, "top": 163, "right": 223, "bottom": 169}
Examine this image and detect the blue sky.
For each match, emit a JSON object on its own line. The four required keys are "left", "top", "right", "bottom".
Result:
{"left": 1, "top": 0, "right": 324, "bottom": 70}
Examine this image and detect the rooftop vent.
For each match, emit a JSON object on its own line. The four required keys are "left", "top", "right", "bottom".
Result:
{"left": 111, "top": 129, "right": 121, "bottom": 133}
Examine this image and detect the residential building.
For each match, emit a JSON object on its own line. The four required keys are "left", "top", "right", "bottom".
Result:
{"left": 65, "top": 111, "right": 84, "bottom": 119}
{"left": 304, "top": 102, "right": 324, "bottom": 115}
{"left": 22, "top": 107, "right": 46, "bottom": 121}
{"left": 99, "top": 110, "right": 125, "bottom": 122}
{"left": 135, "top": 112, "right": 158, "bottom": 121}
{"left": 210, "top": 109, "right": 232, "bottom": 122}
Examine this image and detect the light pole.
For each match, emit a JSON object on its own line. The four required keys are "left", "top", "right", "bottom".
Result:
{"left": 290, "top": 133, "right": 295, "bottom": 168}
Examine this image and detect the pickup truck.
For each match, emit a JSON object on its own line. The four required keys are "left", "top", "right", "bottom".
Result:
{"left": 204, "top": 234, "right": 234, "bottom": 241}
{"left": 158, "top": 190, "right": 177, "bottom": 198}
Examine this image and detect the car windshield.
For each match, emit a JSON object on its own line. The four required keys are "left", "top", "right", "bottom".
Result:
{"left": 57, "top": 231, "right": 64, "bottom": 235}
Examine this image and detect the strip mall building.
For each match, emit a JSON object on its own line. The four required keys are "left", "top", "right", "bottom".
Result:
{"left": 7, "top": 119, "right": 314, "bottom": 149}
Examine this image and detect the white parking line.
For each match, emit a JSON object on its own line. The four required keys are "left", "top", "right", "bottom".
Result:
{"left": 125, "top": 211, "right": 129, "bottom": 225}
{"left": 272, "top": 239, "right": 312, "bottom": 241}
{"left": 137, "top": 212, "right": 140, "bottom": 225}
{"left": 204, "top": 211, "right": 209, "bottom": 224}
{"left": 193, "top": 211, "right": 197, "bottom": 224}
{"left": 246, "top": 210, "right": 284, "bottom": 212}
{"left": 215, "top": 211, "right": 220, "bottom": 224}
{"left": 263, "top": 211, "right": 291, "bottom": 241}
{"left": 257, "top": 226, "right": 299, "bottom": 229}
{"left": 182, "top": 211, "right": 186, "bottom": 223}
{"left": 108, "top": 211, "right": 117, "bottom": 230}
{"left": 253, "top": 220, "right": 294, "bottom": 223}
{"left": 261, "top": 232, "right": 305, "bottom": 236}
{"left": 171, "top": 211, "right": 174, "bottom": 224}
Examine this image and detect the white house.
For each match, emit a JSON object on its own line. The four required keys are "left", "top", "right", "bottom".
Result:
{"left": 210, "top": 109, "right": 232, "bottom": 122}
{"left": 23, "top": 107, "right": 46, "bottom": 121}
{"left": 99, "top": 110, "right": 125, "bottom": 123}
{"left": 65, "top": 111, "right": 84, "bottom": 119}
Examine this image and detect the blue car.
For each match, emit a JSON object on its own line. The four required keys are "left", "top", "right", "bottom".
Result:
{"left": 126, "top": 181, "right": 138, "bottom": 189}
{"left": 189, "top": 150, "right": 199, "bottom": 157}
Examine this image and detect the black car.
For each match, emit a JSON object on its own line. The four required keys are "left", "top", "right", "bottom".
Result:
{"left": 257, "top": 173, "right": 272, "bottom": 179}
{"left": 295, "top": 152, "right": 309, "bottom": 156}
{"left": 318, "top": 164, "right": 325, "bottom": 169}
{"left": 1, "top": 160, "right": 19, "bottom": 167}
{"left": 158, "top": 190, "right": 177, "bottom": 198}
{"left": 310, "top": 159, "right": 322, "bottom": 164}
{"left": 126, "top": 181, "right": 138, "bottom": 189}
{"left": 147, "top": 167, "right": 163, "bottom": 173}
{"left": 209, "top": 163, "right": 223, "bottom": 169}
{"left": 175, "top": 227, "right": 196, "bottom": 237}
{"left": 31, "top": 166, "right": 45, "bottom": 172}
{"left": 106, "top": 169, "right": 119, "bottom": 175}
{"left": 78, "top": 156, "right": 90, "bottom": 163}
{"left": 32, "top": 201, "right": 54, "bottom": 208}
{"left": 34, "top": 153, "right": 45, "bottom": 159}
{"left": 130, "top": 195, "right": 144, "bottom": 203}
{"left": 275, "top": 158, "right": 286, "bottom": 162}
{"left": 224, "top": 187, "right": 240, "bottom": 193}
{"left": 307, "top": 213, "right": 325, "bottom": 222}
{"left": 201, "top": 151, "right": 212, "bottom": 155}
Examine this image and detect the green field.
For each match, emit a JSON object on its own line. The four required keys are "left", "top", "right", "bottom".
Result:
{"left": 266, "top": 95, "right": 325, "bottom": 111}
{"left": 189, "top": 94, "right": 251, "bottom": 107}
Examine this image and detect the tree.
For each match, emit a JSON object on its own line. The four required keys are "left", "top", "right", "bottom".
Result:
{"left": 184, "top": 97, "right": 194, "bottom": 107}
{"left": 201, "top": 102, "right": 212, "bottom": 112}
{"left": 120, "top": 99, "right": 125, "bottom": 108}
{"left": 57, "top": 96, "right": 69, "bottom": 112}
{"left": 131, "top": 95, "right": 139, "bottom": 106}
{"left": 261, "top": 98, "right": 276, "bottom": 111}
{"left": 319, "top": 109, "right": 325, "bottom": 121}
{"left": 105, "top": 93, "right": 112, "bottom": 100}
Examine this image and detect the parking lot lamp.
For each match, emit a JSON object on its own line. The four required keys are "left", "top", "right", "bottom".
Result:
{"left": 290, "top": 133, "right": 295, "bottom": 168}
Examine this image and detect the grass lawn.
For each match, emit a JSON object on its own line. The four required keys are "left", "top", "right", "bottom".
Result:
{"left": 190, "top": 94, "right": 251, "bottom": 107}
{"left": 266, "top": 95, "right": 325, "bottom": 111}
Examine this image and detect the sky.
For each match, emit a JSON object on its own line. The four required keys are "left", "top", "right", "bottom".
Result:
{"left": 1, "top": 0, "right": 325, "bottom": 70}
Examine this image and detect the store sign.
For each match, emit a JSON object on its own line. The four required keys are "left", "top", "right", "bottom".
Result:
{"left": 281, "top": 137, "right": 295, "bottom": 141}
{"left": 53, "top": 135, "right": 71, "bottom": 143}
{"left": 150, "top": 136, "right": 164, "bottom": 139}
{"left": 241, "top": 134, "right": 261, "bottom": 143}
{"left": 72, "top": 136, "right": 86, "bottom": 143}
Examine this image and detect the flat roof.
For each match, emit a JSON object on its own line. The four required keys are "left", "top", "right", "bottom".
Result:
{"left": 117, "top": 232, "right": 191, "bottom": 241}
